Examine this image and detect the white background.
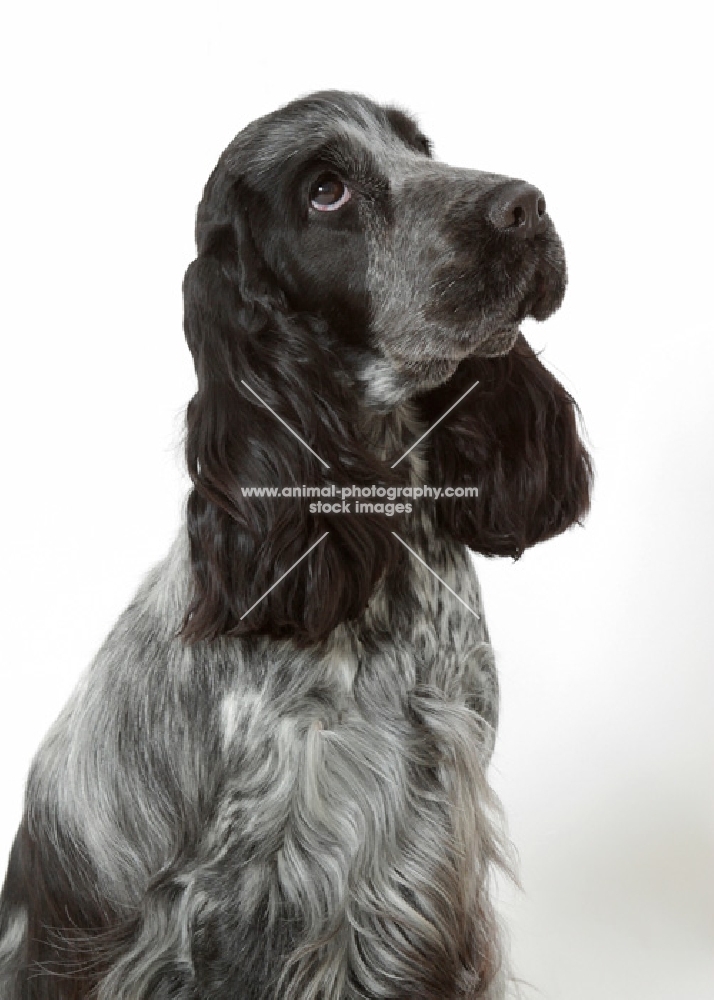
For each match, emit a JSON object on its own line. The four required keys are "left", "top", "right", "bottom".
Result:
{"left": 1, "top": 3, "right": 712, "bottom": 998}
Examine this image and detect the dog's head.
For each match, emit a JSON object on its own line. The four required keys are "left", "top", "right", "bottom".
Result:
{"left": 182, "top": 91, "right": 591, "bottom": 644}
{"left": 189, "top": 90, "right": 567, "bottom": 400}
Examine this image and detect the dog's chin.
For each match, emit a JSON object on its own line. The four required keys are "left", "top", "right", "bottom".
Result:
{"left": 425, "top": 323, "right": 521, "bottom": 366}
{"left": 391, "top": 327, "right": 521, "bottom": 393}
{"left": 469, "top": 325, "right": 520, "bottom": 358}
{"left": 363, "top": 325, "right": 523, "bottom": 407}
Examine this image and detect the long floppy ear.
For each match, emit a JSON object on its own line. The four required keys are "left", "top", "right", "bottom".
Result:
{"left": 417, "top": 334, "right": 592, "bottom": 557}
{"left": 181, "top": 166, "right": 406, "bottom": 645}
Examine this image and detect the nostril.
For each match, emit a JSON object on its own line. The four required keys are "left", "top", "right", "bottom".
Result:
{"left": 487, "top": 182, "right": 548, "bottom": 238}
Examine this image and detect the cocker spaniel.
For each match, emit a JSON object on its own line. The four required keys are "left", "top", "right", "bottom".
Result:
{"left": 0, "top": 90, "right": 592, "bottom": 1000}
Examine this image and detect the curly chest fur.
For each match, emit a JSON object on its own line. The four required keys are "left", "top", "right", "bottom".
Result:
{"left": 200, "top": 528, "right": 502, "bottom": 999}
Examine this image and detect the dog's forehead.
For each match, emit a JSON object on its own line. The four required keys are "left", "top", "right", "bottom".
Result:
{"left": 225, "top": 92, "right": 429, "bottom": 181}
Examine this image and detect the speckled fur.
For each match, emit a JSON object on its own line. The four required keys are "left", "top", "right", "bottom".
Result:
{"left": 0, "top": 91, "right": 591, "bottom": 1000}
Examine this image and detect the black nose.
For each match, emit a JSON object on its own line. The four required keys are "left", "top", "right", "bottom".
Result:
{"left": 487, "top": 182, "right": 547, "bottom": 238}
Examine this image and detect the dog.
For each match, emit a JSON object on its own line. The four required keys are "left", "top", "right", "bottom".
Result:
{"left": 0, "top": 90, "right": 592, "bottom": 999}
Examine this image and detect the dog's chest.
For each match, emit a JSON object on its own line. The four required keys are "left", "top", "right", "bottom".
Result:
{"left": 210, "top": 537, "right": 500, "bottom": 996}
{"left": 220, "top": 530, "right": 496, "bottom": 751}
{"left": 217, "top": 527, "right": 499, "bottom": 848}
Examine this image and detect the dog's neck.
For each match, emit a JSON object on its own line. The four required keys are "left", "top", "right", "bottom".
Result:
{"left": 354, "top": 397, "right": 427, "bottom": 475}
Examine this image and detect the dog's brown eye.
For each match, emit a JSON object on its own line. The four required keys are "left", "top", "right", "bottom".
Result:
{"left": 309, "top": 173, "right": 351, "bottom": 212}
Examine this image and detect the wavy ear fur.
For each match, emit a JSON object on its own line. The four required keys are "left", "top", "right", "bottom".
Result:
{"left": 417, "top": 335, "right": 593, "bottom": 557}
{"left": 181, "top": 169, "right": 406, "bottom": 646}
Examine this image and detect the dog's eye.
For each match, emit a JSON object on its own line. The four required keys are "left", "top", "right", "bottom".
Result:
{"left": 309, "top": 173, "right": 351, "bottom": 212}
